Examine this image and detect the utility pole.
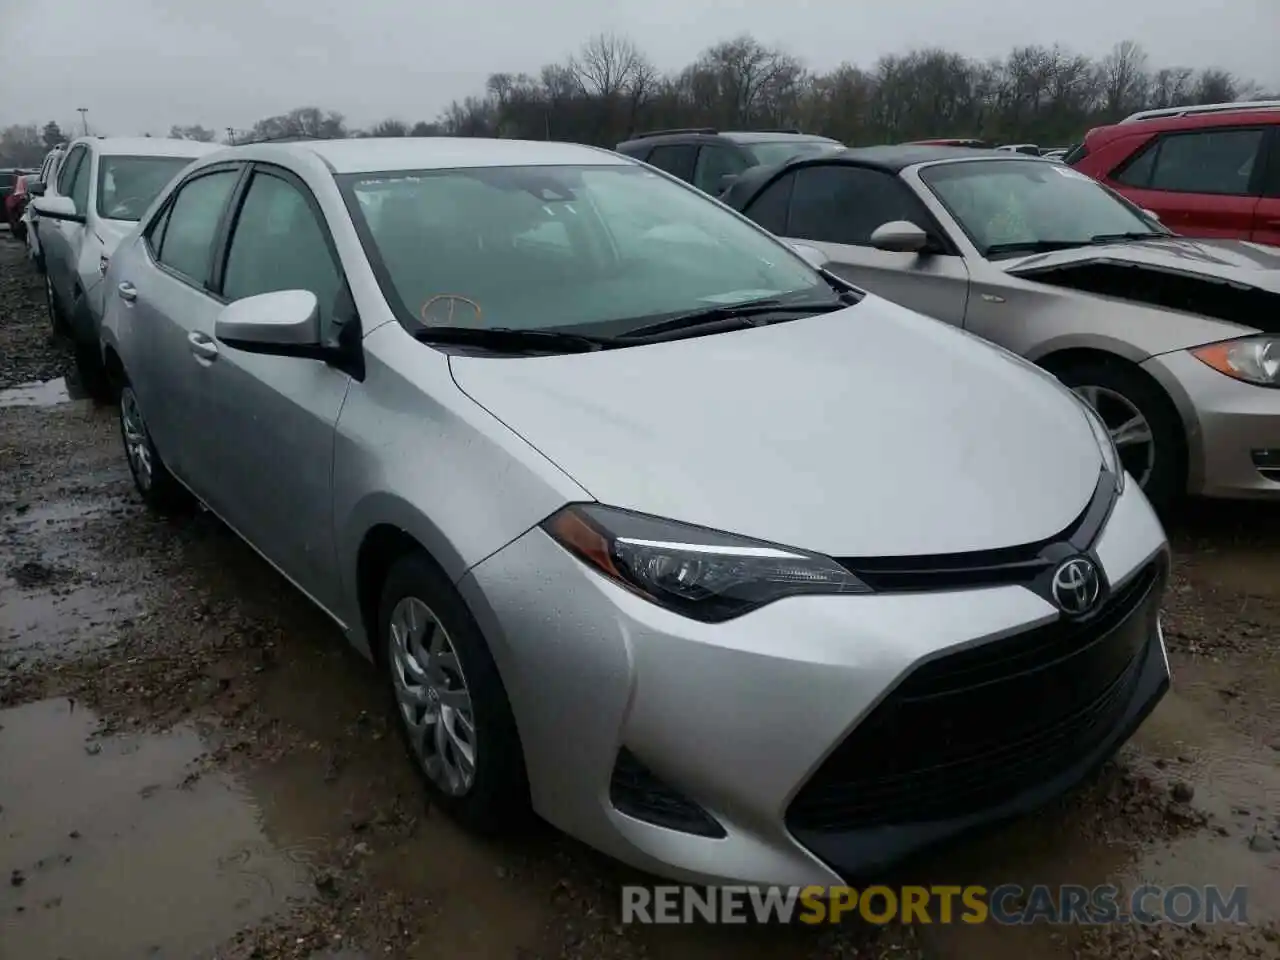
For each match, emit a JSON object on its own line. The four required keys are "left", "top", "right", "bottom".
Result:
{"left": 77, "top": 107, "right": 89, "bottom": 135}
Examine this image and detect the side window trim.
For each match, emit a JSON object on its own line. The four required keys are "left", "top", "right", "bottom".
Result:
{"left": 147, "top": 162, "right": 248, "bottom": 296}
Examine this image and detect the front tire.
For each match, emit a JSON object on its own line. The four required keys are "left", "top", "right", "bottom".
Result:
{"left": 118, "top": 383, "right": 191, "bottom": 513}
{"left": 1054, "top": 359, "right": 1186, "bottom": 512}
{"left": 378, "top": 552, "right": 529, "bottom": 834}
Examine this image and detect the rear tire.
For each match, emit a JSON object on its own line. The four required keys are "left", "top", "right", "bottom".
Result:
{"left": 73, "top": 339, "right": 111, "bottom": 401}
{"left": 45, "top": 274, "right": 68, "bottom": 337}
{"left": 118, "top": 383, "right": 192, "bottom": 514}
{"left": 378, "top": 552, "right": 529, "bottom": 835}
{"left": 1053, "top": 358, "right": 1185, "bottom": 513}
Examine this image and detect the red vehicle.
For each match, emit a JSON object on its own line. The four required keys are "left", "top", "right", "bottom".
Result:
{"left": 4, "top": 171, "right": 37, "bottom": 239}
{"left": 1068, "top": 100, "right": 1280, "bottom": 246}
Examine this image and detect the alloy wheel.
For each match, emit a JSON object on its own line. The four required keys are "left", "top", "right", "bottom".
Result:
{"left": 388, "top": 596, "right": 477, "bottom": 796}
{"left": 119, "top": 387, "right": 153, "bottom": 491}
{"left": 1072, "top": 384, "right": 1156, "bottom": 488}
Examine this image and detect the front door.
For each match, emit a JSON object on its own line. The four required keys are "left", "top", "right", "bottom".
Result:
{"left": 199, "top": 164, "right": 353, "bottom": 609}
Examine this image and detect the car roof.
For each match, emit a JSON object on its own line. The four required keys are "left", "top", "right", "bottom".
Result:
{"left": 201, "top": 137, "right": 628, "bottom": 174}
{"left": 68, "top": 136, "right": 222, "bottom": 159}
{"left": 721, "top": 131, "right": 839, "bottom": 143}
{"left": 1087, "top": 106, "right": 1280, "bottom": 143}
{"left": 817, "top": 144, "right": 1015, "bottom": 172}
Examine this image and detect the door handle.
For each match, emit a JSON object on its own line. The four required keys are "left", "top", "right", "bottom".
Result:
{"left": 188, "top": 331, "right": 219, "bottom": 362}
{"left": 117, "top": 281, "right": 137, "bottom": 302}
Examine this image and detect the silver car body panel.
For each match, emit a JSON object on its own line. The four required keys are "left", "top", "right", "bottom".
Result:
{"left": 100, "top": 138, "right": 1170, "bottom": 885}
{"left": 771, "top": 155, "right": 1280, "bottom": 499}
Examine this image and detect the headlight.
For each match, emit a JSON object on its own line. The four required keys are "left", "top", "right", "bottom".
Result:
{"left": 542, "top": 504, "right": 869, "bottom": 622}
{"left": 1076, "top": 396, "right": 1125, "bottom": 493}
{"left": 1192, "top": 336, "right": 1279, "bottom": 388}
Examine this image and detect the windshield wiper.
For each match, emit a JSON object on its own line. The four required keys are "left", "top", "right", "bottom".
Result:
{"left": 617, "top": 296, "right": 850, "bottom": 342}
{"left": 984, "top": 240, "right": 1085, "bottom": 257}
{"left": 414, "top": 326, "right": 619, "bottom": 354}
{"left": 1088, "top": 231, "right": 1170, "bottom": 244}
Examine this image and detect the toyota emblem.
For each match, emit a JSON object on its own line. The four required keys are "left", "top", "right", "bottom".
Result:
{"left": 1051, "top": 557, "right": 1102, "bottom": 616}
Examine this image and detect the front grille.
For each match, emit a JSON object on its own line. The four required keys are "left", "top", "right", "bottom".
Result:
{"left": 609, "top": 748, "right": 726, "bottom": 838}
{"left": 786, "top": 559, "right": 1163, "bottom": 833}
{"left": 837, "top": 471, "right": 1117, "bottom": 594}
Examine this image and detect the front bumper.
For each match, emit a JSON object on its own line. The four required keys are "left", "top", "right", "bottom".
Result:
{"left": 1144, "top": 349, "right": 1280, "bottom": 499}
{"left": 459, "top": 480, "right": 1170, "bottom": 887}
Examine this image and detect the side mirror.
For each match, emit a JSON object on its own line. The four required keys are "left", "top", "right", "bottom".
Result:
{"left": 869, "top": 220, "right": 930, "bottom": 253}
{"left": 1142, "top": 209, "right": 1161, "bottom": 223}
{"left": 27, "top": 181, "right": 46, "bottom": 197}
{"left": 215, "top": 290, "right": 322, "bottom": 358}
{"left": 31, "top": 195, "right": 83, "bottom": 223}
{"left": 786, "top": 241, "right": 828, "bottom": 269}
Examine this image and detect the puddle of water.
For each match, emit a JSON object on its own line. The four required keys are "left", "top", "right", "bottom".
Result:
{"left": 0, "top": 377, "right": 88, "bottom": 409}
{"left": 0, "top": 698, "right": 312, "bottom": 960}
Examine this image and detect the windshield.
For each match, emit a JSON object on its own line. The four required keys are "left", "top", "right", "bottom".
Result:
{"left": 920, "top": 159, "right": 1163, "bottom": 258}
{"left": 96, "top": 156, "right": 193, "bottom": 222}
{"left": 744, "top": 140, "right": 842, "bottom": 167}
{"left": 340, "top": 163, "right": 828, "bottom": 335}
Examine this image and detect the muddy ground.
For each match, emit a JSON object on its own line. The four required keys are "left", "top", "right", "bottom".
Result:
{"left": 1, "top": 233, "right": 1277, "bottom": 960}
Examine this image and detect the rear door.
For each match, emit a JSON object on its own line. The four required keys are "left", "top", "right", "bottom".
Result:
{"left": 1108, "top": 126, "right": 1266, "bottom": 240}
{"left": 744, "top": 163, "right": 971, "bottom": 324}
{"left": 1253, "top": 127, "right": 1280, "bottom": 246}
{"left": 123, "top": 164, "right": 244, "bottom": 490}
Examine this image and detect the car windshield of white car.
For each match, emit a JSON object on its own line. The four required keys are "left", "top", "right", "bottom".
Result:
{"left": 920, "top": 160, "right": 1166, "bottom": 259}
{"left": 339, "top": 163, "right": 835, "bottom": 338}
{"left": 97, "top": 156, "right": 193, "bottom": 222}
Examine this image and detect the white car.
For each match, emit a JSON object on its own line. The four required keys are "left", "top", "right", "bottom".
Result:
{"left": 23, "top": 144, "right": 67, "bottom": 265}
{"left": 30, "top": 136, "right": 219, "bottom": 394}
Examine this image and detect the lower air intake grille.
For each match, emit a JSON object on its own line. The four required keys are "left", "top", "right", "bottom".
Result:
{"left": 610, "top": 748, "right": 726, "bottom": 838}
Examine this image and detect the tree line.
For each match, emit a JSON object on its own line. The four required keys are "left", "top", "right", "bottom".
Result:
{"left": 2, "top": 34, "right": 1273, "bottom": 167}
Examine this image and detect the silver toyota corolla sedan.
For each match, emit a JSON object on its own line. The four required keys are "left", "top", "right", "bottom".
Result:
{"left": 722, "top": 146, "right": 1280, "bottom": 511}
{"left": 99, "top": 137, "right": 1170, "bottom": 887}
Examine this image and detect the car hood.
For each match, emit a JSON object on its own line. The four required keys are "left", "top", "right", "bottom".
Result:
{"left": 449, "top": 297, "right": 1103, "bottom": 558}
{"left": 1002, "top": 236, "right": 1280, "bottom": 293}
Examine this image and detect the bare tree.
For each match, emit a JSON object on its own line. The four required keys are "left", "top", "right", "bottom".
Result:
{"left": 168, "top": 124, "right": 216, "bottom": 141}
{"left": 1099, "top": 40, "right": 1151, "bottom": 118}
{"left": 369, "top": 119, "right": 409, "bottom": 137}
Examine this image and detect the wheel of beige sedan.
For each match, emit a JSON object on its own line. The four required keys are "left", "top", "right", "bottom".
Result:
{"left": 378, "top": 552, "right": 529, "bottom": 834}
{"left": 118, "top": 383, "right": 192, "bottom": 513}
{"left": 1055, "top": 359, "right": 1186, "bottom": 512}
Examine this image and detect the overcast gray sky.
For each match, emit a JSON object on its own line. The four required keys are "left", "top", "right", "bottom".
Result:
{"left": 4, "top": 0, "right": 1276, "bottom": 136}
